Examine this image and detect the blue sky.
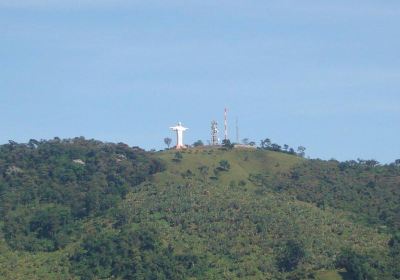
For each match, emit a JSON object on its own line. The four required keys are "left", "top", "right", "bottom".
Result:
{"left": 0, "top": 1, "right": 399, "bottom": 162}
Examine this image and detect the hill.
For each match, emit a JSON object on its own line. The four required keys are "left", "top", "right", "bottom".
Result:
{"left": 0, "top": 140, "right": 399, "bottom": 279}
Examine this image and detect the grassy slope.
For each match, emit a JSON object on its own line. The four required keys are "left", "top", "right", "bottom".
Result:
{"left": 315, "top": 270, "right": 352, "bottom": 280}
{"left": 154, "top": 147, "right": 300, "bottom": 185}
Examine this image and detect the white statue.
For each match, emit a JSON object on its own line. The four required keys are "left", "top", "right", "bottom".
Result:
{"left": 170, "top": 122, "right": 188, "bottom": 149}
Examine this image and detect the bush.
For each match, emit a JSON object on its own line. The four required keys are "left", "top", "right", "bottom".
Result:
{"left": 276, "top": 240, "right": 306, "bottom": 272}
{"left": 221, "top": 139, "right": 234, "bottom": 149}
{"left": 193, "top": 140, "right": 204, "bottom": 147}
{"left": 336, "top": 250, "right": 379, "bottom": 280}
{"left": 218, "top": 160, "right": 231, "bottom": 171}
{"left": 173, "top": 152, "right": 183, "bottom": 162}
{"left": 238, "top": 180, "right": 247, "bottom": 186}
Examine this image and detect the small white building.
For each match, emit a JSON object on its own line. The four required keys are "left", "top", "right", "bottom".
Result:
{"left": 233, "top": 144, "right": 257, "bottom": 149}
{"left": 73, "top": 159, "right": 85, "bottom": 165}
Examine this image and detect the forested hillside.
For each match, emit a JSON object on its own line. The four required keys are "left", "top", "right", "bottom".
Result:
{"left": 266, "top": 159, "right": 400, "bottom": 231}
{"left": 0, "top": 139, "right": 399, "bottom": 279}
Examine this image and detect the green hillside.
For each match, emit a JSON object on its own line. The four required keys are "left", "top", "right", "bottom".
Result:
{"left": 0, "top": 140, "right": 399, "bottom": 279}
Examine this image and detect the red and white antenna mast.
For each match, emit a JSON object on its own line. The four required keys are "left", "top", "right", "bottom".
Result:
{"left": 224, "top": 108, "right": 228, "bottom": 141}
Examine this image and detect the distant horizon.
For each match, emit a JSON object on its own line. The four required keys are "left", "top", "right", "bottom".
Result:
{"left": 1, "top": 1, "right": 399, "bottom": 163}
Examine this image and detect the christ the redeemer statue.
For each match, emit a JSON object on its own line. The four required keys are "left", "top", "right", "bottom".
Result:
{"left": 170, "top": 122, "right": 188, "bottom": 149}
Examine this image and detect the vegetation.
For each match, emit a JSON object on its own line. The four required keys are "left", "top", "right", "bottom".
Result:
{"left": 163, "top": 137, "right": 172, "bottom": 149}
{"left": 70, "top": 226, "right": 200, "bottom": 280}
{"left": 0, "top": 138, "right": 164, "bottom": 253}
{"left": 193, "top": 140, "right": 204, "bottom": 147}
{"left": 173, "top": 151, "right": 183, "bottom": 162}
{"left": 0, "top": 138, "right": 399, "bottom": 279}
{"left": 259, "top": 137, "right": 300, "bottom": 156}
{"left": 221, "top": 139, "right": 234, "bottom": 149}
{"left": 265, "top": 159, "right": 400, "bottom": 232}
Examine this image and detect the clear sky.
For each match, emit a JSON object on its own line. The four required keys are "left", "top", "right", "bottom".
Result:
{"left": 1, "top": 0, "right": 399, "bottom": 163}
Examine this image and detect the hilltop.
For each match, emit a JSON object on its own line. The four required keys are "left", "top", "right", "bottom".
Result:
{"left": 0, "top": 139, "right": 399, "bottom": 279}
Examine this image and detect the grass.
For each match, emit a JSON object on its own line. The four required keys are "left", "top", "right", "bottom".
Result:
{"left": 156, "top": 147, "right": 302, "bottom": 187}
{"left": 315, "top": 270, "right": 353, "bottom": 280}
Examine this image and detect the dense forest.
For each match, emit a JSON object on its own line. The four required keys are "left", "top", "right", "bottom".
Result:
{"left": 0, "top": 138, "right": 399, "bottom": 279}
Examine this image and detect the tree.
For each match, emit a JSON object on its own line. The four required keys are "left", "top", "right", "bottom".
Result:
{"left": 277, "top": 240, "right": 306, "bottom": 272}
{"left": 265, "top": 138, "right": 271, "bottom": 148}
{"left": 164, "top": 138, "right": 172, "bottom": 149}
{"left": 193, "top": 140, "right": 204, "bottom": 147}
{"left": 249, "top": 141, "right": 256, "bottom": 147}
{"left": 260, "top": 138, "right": 271, "bottom": 149}
{"left": 365, "top": 159, "right": 379, "bottom": 167}
{"left": 222, "top": 139, "right": 234, "bottom": 149}
{"left": 389, "top": 233, "right": 400, "bottom": 278}
{"left": 297, "top": 146, "right": 306, "bottom": 157}
{"left": 242, "top": 138, "right": 249, "bottom": 145}
{"left": 271, "top": 143, "right": 281, "bottom": 151}
{"left": 337, "top": 250, "right": 379, "bottom": 280}
{"left": 28, "top": 139, "right": 39, "bottom": 148}
{"left": 389, "top": 232, "right": 400, "bottom": 253}
{"left": 283, "top": 144, "right": 289, "bottom": 151}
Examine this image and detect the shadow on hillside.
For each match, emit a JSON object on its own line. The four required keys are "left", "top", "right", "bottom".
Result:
{"left": 339, "top": 271, "right": 353, "bottom": 280}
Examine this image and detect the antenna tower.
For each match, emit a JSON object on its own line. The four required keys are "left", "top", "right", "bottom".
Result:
{"left": 224, "top": 108, "right": 228, "bottom": 141}
{"left": 211, "top": 121, "right": 219, "bottom": 145}
{"left": 236, "top": 117, "right": 239, "bottom": 144}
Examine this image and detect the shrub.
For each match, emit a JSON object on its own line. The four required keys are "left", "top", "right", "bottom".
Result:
{"left": 336, "top": 250, "right": 380, "bottom": 280}
{"left": 173, "top": 152, "right": 183, "bottom": 162}
{"left": 218, "top": 160, "right": 231, "bottom": 171}
{"left": 276, "top": 240, "right": 306, "bottom": 272}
